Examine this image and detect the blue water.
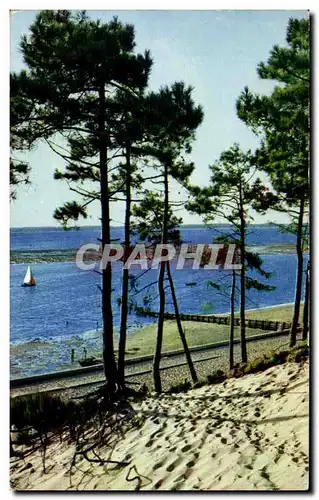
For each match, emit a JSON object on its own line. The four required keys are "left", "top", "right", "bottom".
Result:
{"left": 10, "top": 225, "right": 306, "bottom": 377}
{"left": 10, "top": 224, "right": 298, "bottom": 251}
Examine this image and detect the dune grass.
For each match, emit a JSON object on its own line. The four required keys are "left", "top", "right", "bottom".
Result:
{"left": 126, "top": 323, "right": 267, "bottom": 358}
{"left": 125, "top": 304, "right": 298, "bottom": 358}
{"left": 245, "top": 304, "right": 303, "bottom": 323}
{"left": 125, "top": 321, "right": 238, "bottom": 357}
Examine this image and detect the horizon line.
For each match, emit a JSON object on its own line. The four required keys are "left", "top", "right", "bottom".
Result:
{"left": 10, "top": 222, "right": 282, "bottom": 230}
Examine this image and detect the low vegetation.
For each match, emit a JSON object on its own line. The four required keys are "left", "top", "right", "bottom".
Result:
{"left": 166, "top": 341, "right": 308, "bottom": 394}
{"left": 123, "top": 304, "right": 298, "bottom": 358}
{"left": 126, "top": 323, "right": 268, "bottom": 358}
{"left": 231, "top": 341, "right": 308, "bottom": 378}
{"left": 10, "top": 388, "right": 147, "bottom": 478}
{"left": 11, "top": 392, "right": 94, "bottom": 438}
{"left": 244, "top": 304, "right": 304, "bottom": 324}
{"left": 10, "top": 341, "right": 308, "bottom": 452}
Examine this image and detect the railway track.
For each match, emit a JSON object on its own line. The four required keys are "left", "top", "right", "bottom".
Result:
{"left": 10, "top": 329, "right": 291, "bottom": 397}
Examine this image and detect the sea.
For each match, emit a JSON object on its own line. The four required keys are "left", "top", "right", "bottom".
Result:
{"left": 10, "top": 225, "right": 307, "bottom": 378}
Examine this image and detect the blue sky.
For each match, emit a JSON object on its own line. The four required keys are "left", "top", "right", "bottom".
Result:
{"left": 10, "top": 9, "right": 308, "bottom": 227}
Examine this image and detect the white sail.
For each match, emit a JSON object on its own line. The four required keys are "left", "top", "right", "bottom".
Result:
{"left": 23, "top": 266, "right": 35, "bottom": 286}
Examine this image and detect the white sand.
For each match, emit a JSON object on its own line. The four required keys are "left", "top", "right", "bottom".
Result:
{"left": 10, "top": 360, "right": 309, "bottom": 491}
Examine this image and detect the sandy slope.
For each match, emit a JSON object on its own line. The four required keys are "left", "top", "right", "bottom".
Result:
{"left": 10, "top": 360, "right": 309, "bottom": 491}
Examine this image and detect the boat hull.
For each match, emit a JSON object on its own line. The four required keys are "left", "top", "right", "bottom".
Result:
{"left": 21, "top": 283, "right": 36, "bottom": 287}
{"left": 78, "top": 357, "right": 101, "bottom": 367}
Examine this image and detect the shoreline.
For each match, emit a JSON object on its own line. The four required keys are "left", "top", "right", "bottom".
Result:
{"left": 10, "top": 301, "right": 294, "bottom": 348}
{"left": 10, "top": 303, "right": 299, "bottom": 381}
{"left": 10, "top": 244, "right": 308, "bottom": 264}
{"left": 241, "top": 302, "right": 295, "bottom": 314}
{"left": 208, "top": 302, "right": 296, "bottom": 317}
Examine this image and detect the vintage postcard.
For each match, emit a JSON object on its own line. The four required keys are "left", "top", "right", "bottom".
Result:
{"left": 10, "top": 9, "right": 310, "bottom": 492}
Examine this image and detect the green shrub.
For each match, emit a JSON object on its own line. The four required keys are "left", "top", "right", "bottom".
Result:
{"left": 286, "top": 343, "right": 309, "bottom": 363}
{"left": 242, "top": 358, "right": 269, "bottom": 374}
{"left": 168, "top": 379, "right": 191, "bottom": 394}
{"left": 12, "top": 428, "right": 33, "bottom": 445}
{"left": 271, "top": 350, "right": 289, "bottom": 364}
{"left": 11, "top": 393, "right": 77, "bottom": 433}
{"left": 206, "top": 370, "right": 226, "bottom": 385}
{"left": 292, "top": 341, "right": 309, "bottom": 351}
{"left": 193, "top": 380, "right": 206, "bottom": 389}
{"left": 230, "top": 343, "right": 309, "bottom": 380}
{"left": 230, "top": 363, "right": 247, "bottom": 378}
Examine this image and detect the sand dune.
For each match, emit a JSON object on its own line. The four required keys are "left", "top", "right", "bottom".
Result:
{"left": 10, "top": 360, "right": 309, "bottom": 491}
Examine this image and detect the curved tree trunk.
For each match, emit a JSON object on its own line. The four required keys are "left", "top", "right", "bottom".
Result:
{"left": 290, "top": 198, "right": 305, "bottom": 347}
{"left": 302, "top": 259, "right": 310, "bottom": 341}
{"left": 99, "top": 82, "right": 118, "bottom": 392}
{"left": 118, "top": 143, "right": 131, "bottom": 387}
{"left": 229, "top": 270, "right": 236, "bottom": 369}
{"left": 166, "top": 261, "right": 198, "bottom": 383}
{"left": 153, "top": 163, "right": 169, "bottom": 393}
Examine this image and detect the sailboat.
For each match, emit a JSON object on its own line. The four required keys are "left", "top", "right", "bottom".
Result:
{"left": 22, "top": 266, "right": 36, "bottom": 287}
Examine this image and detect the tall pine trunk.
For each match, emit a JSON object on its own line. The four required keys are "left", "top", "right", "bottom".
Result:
{"left": 153, "top": 264, "right": 165, "bottom": 393}
{"left": 239, "top": 188, "right": 247, "bottom": 363}
{"left": 166, "top": 261, "right": 198, "bottom": 383}
{"left": 10, "top": 435, "right": 15, "bottom": 457}
{"left": 99, "top": 82, "right": 118, "bottom": 391}
{"left": 229, "top": 270, "right": 236, "bottom": 369}
{"left": 290, "top": 198, "right": 305, "bottom": 347}
{"left": 153, "top": 163, "right": 169, "bottom": 393}
{"left": 118, "top": 143, "right": 131, "bottom": 387}
{"left": 302, "top": 259, "right": 310, "bottom": 341}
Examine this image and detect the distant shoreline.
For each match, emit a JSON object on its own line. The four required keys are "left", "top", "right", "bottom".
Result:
{"left": 10, "top": 222, "right": 293, "bottom": 230}
{"left": 10, "top": 244, "right": 307, "bottom": 264}
{"left": 244, "top": 301, "right": 295, "bottom": 313}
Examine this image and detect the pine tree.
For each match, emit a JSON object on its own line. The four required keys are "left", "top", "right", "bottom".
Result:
{"left": 10, "top": 72, "right": 35, "bottom": 198}
{"left": 134, "top": 83, "right": 203, "bottom": 391}
{"left": 187, "top": 143, "right": 275, "bottom": 363}
{"left": 236, "top": 17, "right": 310, "bottom": 347}
{"left": 132, "top": 192, "right": 198, "bottom": 386}
{"left": 15, "top": 10, "right": 152, "bottom": 391}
